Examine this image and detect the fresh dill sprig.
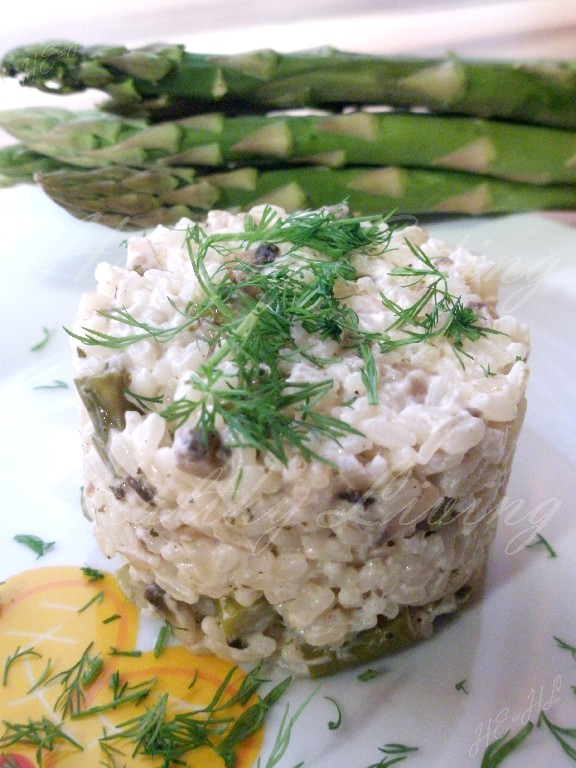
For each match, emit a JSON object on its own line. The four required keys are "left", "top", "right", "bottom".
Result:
{"left": 27, "top": 658, "right": 53, "bottom": 694}
{"left": 13, "top": 534, "right": 55, "bottom": 559}
{"left": 381, "top": 239, "right": 503, "bottom": 366}
{"left": 3, "top": 645, "right": 42, "bottom": 686}
{"left": 0, "top": 717, "right": 83, "bottom": 767}
{"left": 367, "top": 743, "right": 419, "bottom": 767}
{"left": 68, "top": 303, "right": 198, "bottom": 349}
{"left": 191, "top": 205, "right": 394, "bottom": 270}
{"left": 68, "top": 207, "right": 391, "bottom": 464}
{"left": 161, "top": 376, "right": 362, "bottom": 465}
{"left": 72, "top": 673, "right": 157, "bottom": 719}
{"left": 480, "top": 723, "right": 534, "bottom": 767}
{"left": 68, "top": 206, "right": 498, "bottom": 463}
{"left": 215, "top": 675, "right": 292, "bottom": 768}
{"left": 553, "top": 635, "right": 576, "bottom": 661}
{"left": 47, "top": 642, "right": 102, "bottom": 718}
{"left": 256, "top": 684, "right": 319, "bottom": 768}
{"left": 538, "top": 711, "right": 576, "bottom": 759}
{"left": 98, "top": 737, "right": 127, "bottom": 768}
{"left": 99, "top": 692, "right": 211, "bottom": 761}
{"left": 359, "top": 342, "right": 378, "bottom": 406}
{"left": 100, "top": 663, "right": 293, "bottom": 768}
{"left": 125, "top": 388, "right": 164, "bottom": 412}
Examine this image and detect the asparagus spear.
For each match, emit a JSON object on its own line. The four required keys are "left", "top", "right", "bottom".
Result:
{"left": 2, "top": 106, "right": 576, "bottom": 185}
{"left": 3, "top": 42, "right": 576, "bottom": 128}
{"left": 0, "top": 143, "right": 68, "bottom": 186}
{"left": 36, "top": 163, "right": 576, "bottom": 229}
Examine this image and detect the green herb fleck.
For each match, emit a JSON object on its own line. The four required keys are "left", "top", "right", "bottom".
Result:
{"left": 81, "top": 565, "right": 105, "bottom": 581}
{"left": 3, "top": 646, "right": 42, "bottom": 686}
{"left": 109, "top": 648, "right": 142, "bottom": 657}
{"left": 358, "top": 667, "right": 387, "bottom": 682}
{"left": 359, "top": 342, "right": 378, "bottom": 405}
{"left": 13, "top": 534, "right": 55, "bottom": 559}
{"left": 480, "top": 723, "right": 534, "bottom": 767}
{"left": 455, "top": 679, "right": 469, "bottom": 694}
{"left": 232, "top": 468, "right": 244, "bottom": 500}
{"left": 81, "top": 655, "right": 103, "bottom": 687}
{"left": 77, "top": 590, "right": 104, "bottom": 613}
{"left": 153, "top": 621, "right": 172, "bottom": 658}
{"left": 33, "top": 379, "right": 69, "bottom": 390}
{"left": 553, "top": 635, "right": 576, "bottom": 661}
{"left": 480, "top": 363, "right": 497, "bottom": 377}
{"left": 526, "top": 533, "right": 557, "bottom": 558}
{"left": 324, "top": 696, "right": 342, "bottom": 730}
{"left": 103, "top": 614, "right": 121, "bottom": 625}
{"left": 30, "top": 326, "right": 52, "bottom": 352}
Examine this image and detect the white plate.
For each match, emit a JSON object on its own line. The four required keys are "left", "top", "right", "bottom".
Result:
{"left": 1, "top": 186, "right": 576, "bottom": 767}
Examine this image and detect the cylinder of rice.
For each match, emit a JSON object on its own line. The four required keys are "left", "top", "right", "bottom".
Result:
{"left": 71, "top": 205, "right": 529, "bottom": 677}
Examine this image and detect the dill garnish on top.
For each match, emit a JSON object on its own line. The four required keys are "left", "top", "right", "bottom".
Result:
{"left": 68, "top": 205, "right": 498, "bottom": 464}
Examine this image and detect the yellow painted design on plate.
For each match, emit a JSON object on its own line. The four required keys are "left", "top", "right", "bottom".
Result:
{"left": 0, "top": 567, "right": 263, "bottom": 768}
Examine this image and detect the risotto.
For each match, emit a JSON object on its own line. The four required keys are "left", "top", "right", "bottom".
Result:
{"left": 72, "top": 204, "right": 529, "bottom": 677}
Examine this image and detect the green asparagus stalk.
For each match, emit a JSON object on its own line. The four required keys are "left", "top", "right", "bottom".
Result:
{"left": 299, "top": 609, "right": 420, "bottom": 678}
{"left": 75, "top": 371, "right": 133, "bottom": 467}
{"left": 3, "top": 42, "right": 576, "bottom": 128}
{"left": 214, "top": 596, "right": 277, "bottom": 641}
{"left": 0, "top": 143, "right": 69, "bottom": 186}
{"left": 2, "top": 106, "right": 576, "bottom": 185}
{"left": 36, "top": 163, "right": 576, "bottom": 229}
